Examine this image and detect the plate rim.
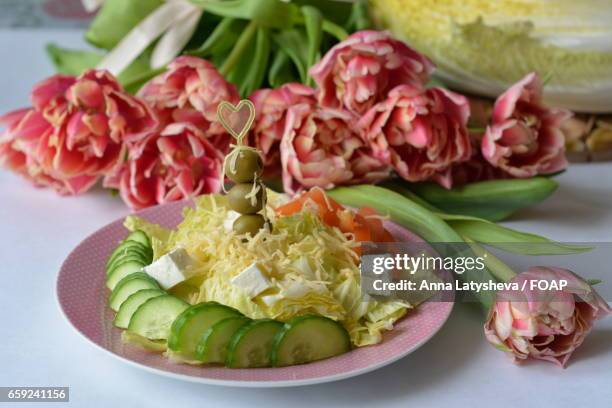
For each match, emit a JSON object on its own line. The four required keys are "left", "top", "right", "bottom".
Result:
{"left": 55, "top": 200, "right": 454, "bottom": 388}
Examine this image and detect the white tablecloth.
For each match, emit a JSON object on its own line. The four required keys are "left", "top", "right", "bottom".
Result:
{"left": 1, "top": 30, "right": 611, "bottom": 408}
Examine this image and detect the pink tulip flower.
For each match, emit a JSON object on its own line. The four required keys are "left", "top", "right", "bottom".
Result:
{"left": 482, "top": 73, "right": 571, "bottom": 178}
{"left": 485, "top": 266, "right": 611, "bottom": 367}
{"left": 310, "top": 30, "right": 434, "bottom": 115}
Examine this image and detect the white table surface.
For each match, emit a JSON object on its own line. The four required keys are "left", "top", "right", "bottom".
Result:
{"left": 1, "top": 30, "right": 611, "bottom": 408}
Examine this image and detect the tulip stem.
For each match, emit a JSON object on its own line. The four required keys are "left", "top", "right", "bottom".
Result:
{"left": 463, "top": 237, "right": 517, "bottom": 282}
{"left": 321, "top": 20, "right": 348, "bottom": 41}
{"left": 220, "top": 21, "right": 258, "bottom": 76}
{"left": 294, "top": 14, "right": 348, "bottom": 41}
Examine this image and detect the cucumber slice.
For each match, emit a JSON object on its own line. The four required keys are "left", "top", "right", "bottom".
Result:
{"left": 114, "top": 289, "right": 165, "bottom": 329}
{"left": 226, "top": 319, "right": 283, "bottom": 368}
{"left": 106, "top": 241, "right": 152, "bottom": 270}
{"left": 107, "top": 239, "right": 151, "bottom": 262}
{"left": 109, "top": 273, "right": 160, "bottom": 311}
{"left": 196, "top": 316, "right": 251, "bottom": 364}
{"left": 106, "top": 251, "right": 150, "bottom": 275}
{"left": 168, "top": 303, "right": 242, "bottom": 360}
{"left": 106, "top": 261, "right": 145, "bottom": 290}
{"left": 126, "top": 230, "right": 150, "bottom": 247}
{"left": 271, "top": 315, "right": 350, "bottom": 367}
{"left": 128, "top": 295, "right": 189, "bottom": 340}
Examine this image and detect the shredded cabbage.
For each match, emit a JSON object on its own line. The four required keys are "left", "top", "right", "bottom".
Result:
{"left": 371, "top": 0, "right": 612, "bottom": 112}
{"left": 123, "top": 192, "right": 412, "bottom": 347}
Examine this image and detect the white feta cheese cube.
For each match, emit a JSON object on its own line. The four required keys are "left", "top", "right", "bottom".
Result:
{"left": 223, "top": 210, "right": 241, "bottom": 232}
{"left": 144, "top": 248, "right": 194, "bottom": 289}
{"left": 230, "top": 263, "right": 272, "bottom": 298}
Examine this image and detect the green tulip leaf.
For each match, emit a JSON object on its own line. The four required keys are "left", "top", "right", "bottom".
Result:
{"left": 345, "top": 0, "right": 371, "bottom": 31}
{"left": 321, "top": 20, "right": 349, "bottom": 41}
{"left": 240, "top": 27, "right": 271, "bottom": 96}
{"left": 272, "top": 29, "right": 310, "bottom": 83}
{"left": 190, "top": 0, "right": 299, "bottom": 29}
{"left": 443, "top": 214, "right": 592, "bottom": 255}
{"left": 301, "top": 6, "right": 323, "bottom": 86}
{"left": 222, "top": 23, "right": 271, "bottom": 97}
{"left": 410, "top": 177, "right": 559, "bottom": 221}
{"left": 381, "top": 180, "right": 441, "bottom": 212}
{"left": 292, "top": 0, "right": 353, "bottom": 26}
{"left": 268, "top": 50, "right": 298, "bottom": 87}
{"left": 220, "top": 21, "right": 257, "bottom": 80}
{"left": 86, "top": 0, "right": 164, "bottom": 50}
{"left": 587, "top": 279, "right": 603, "bottom": 286}
{"left": 187, "top": 17, "right": 244, "bottom": 58}
{"left": 46, "top": 44, "right": 102, "bottom": 75}
{"left": 382, "top": 179, "right": 589, "bottom": 256}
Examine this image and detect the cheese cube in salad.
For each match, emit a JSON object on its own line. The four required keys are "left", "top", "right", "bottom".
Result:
{"left": 144, "top": 248, "right": 194, "bottom": 289}
{"left": 230, "top": 262, "right": 273, "bottom": 298}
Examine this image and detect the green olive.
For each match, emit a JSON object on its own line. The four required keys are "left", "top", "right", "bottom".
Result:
{"left": 233, "top": 214, "right": 266, "bottom": 236}
{"left": 228, "top": 183, "right": 265, "bottom": 214}
{"left": 225, "top": 149, "right": 263, "bottom": 183}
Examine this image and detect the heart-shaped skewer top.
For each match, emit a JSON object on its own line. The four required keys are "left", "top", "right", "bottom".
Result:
{"left": 217, "top": 99, "right": 256, "bottom": 145}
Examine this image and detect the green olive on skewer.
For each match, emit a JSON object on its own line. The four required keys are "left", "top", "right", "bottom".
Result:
{"left": 228, "top": 182, "right": 265, "bottom": 214}
{"left": 225, "top": 149, "right": 263, "bottom": 183}
{"left": 233, "top": 214, "right": 266, "bottom": 236}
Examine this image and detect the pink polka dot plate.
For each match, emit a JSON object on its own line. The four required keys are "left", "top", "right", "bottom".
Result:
{"left": 56, "top": 200, "right": 454, "bottom": 387}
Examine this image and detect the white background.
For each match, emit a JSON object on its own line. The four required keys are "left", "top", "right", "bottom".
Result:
{"left": 1, "top": 30, "right": 611, "bottom": 408}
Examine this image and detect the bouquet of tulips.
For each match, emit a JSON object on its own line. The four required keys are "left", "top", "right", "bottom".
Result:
{"left": 1, "top": 0, "right": 609, "bottom": 367}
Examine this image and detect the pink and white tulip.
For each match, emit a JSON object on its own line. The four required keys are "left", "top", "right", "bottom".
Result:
{"left": 485, "top": 266, "right": 611, "bottom": 367}
{"left": 482, "top": 73, "right": 571, "bottom": 178}
{"left": 310, "top": 30, "right": 434, "bottom": 115}
{"left": 0, "top": 70, "right": 157, "bottom": 195}
{"left": 104, "top": 122, "right": 223, "bottom": 210}
{"left": 359, "top": 85, "right": 472, "bottom": 188}
{"left": 0, "top": 109, "right": 74, "bottom": 191}
{"left": 280, "top": 104, "right": 390, "bottom": 195}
